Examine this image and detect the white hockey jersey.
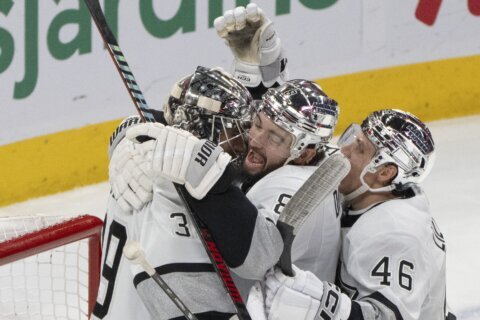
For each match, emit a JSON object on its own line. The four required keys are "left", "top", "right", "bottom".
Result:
{"left": 91, "top": 197, "right": 152, "bottom": 320}
{"left": 234, "top": 164, "right": 342, "bottom": 296}
{"left": 337, "top": 192, "right": 447, "bottom": 319}
{"left": 93, "top": 139, "right": 341, "bottom": 319}
{"left": 92, "top": 178, "right": 238, "bottom": 320}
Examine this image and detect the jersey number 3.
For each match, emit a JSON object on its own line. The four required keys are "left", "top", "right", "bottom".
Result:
{"left": 170, "top": 213, "right": 191, "bottom": 237}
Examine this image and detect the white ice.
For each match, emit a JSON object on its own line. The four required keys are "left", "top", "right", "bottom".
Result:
{"left": 1, "top": 115, "right": 479, "bottom": 320}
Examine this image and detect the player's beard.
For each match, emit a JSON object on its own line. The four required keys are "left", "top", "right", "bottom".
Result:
{"left": 238, "top": 154, "right": 282, "bottom": 194}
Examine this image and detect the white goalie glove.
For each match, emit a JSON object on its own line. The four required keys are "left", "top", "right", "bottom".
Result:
{"left": 107, "top": 116, "right": 142, "bottom": 160}
{"left": 127, "top": 123, "right": 232, "bottom": 200}
{"left": 248, "top": 266, "right": 352, "bottom": 320}
{"left": 214, "top": 3, "right": 288, "bottom": 88}
{"left": 109, "top": 136, "right": 155, "bottom": 213}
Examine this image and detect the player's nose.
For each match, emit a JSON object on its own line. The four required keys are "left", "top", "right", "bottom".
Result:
{"left": 340, "top": 144, "right": 351, "bottom": 158}
{"left": 249, "top": 131, "right": 266, "bottom": 148}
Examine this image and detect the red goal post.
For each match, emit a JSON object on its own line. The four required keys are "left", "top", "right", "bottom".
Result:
{"left": 0, "top": 214, "right": 103, "bottom": 319}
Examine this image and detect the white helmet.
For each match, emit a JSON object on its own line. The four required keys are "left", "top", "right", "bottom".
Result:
{"left": 339, "top": 109, "right": 435, "bottom": 199}
{"left": 164, "top": 66, "right": 253, "bottom": 153}
{"left": 256, "top": 79, "right": 339, "bottom": 159}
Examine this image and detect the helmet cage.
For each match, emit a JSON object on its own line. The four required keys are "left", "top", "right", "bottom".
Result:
{"left": 164, "top": 66, "right": 253, "bottom": 159}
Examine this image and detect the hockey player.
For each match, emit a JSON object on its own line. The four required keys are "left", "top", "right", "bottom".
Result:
{"left": 107, "top": 3, "right": 343, "bottom": 302}
{"left": 121, "top": 77, "right": 341, "bottom": 296}
{"left": 99, "top": 5, "right": 343, "bottom": 319}
{"left": 100, "top": 74, "right": 340, "bottom": 320}
{"left": 92, "top": 67, "right": 255, "bottom": 320}
{"left": 249, "top": 109, "right": 451, "bottom": 320}
{"left": 193, "top": 3, "right": 343, "bottom": 289}
{"left": 158, "top": 79, "right": 342, "bottom": 297}
{"left": 210, "top": 5, "right": 342, "bottom": 289}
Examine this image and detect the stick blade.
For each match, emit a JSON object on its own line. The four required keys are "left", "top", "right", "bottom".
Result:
{"left": 278, "top": 153, "right": 350, "bottom": 234}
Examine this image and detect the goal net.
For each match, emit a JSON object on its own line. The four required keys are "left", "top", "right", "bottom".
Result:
{"left": 0, "top": 215, "right": 103, "bottom": 320}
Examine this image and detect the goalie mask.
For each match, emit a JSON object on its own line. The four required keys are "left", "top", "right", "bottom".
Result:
{"left": 338, "top": 109, "right": 435, "bottom": 199}
{"left": 164, "top": 66, "right": 253, "bottom": 158}
{"left": 255, "top": 79, "right": 339, "bottom": 160}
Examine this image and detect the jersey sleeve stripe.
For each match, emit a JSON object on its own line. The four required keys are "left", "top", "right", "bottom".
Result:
{"left": 133, "top": 263, "right": 215, "bottom": 287}
{"left": 347, "top": 301, "right": 365, "bottom": 320}
{"left": 170, "top": 311, "right": 236, "bottom": 320}
{"left": 364, "top": 291, "right": 404, "bottom": 320}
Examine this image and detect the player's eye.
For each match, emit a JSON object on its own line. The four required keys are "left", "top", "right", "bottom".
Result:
{"left": 269, "top": 134, "right": 284, "bottom": 146}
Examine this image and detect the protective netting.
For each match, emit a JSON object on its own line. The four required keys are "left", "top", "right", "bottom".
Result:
{"left": 0, "top": 215, "right": 101, "bottom": 320}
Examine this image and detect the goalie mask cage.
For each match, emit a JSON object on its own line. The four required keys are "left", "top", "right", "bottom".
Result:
{"left": 0, "top": 215, "right": 103, "bottom": 320}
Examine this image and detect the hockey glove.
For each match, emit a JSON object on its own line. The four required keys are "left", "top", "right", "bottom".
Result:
{"left": 263, "top": 266, "right": 352, "bottom": 320}
{"left": 109, "top": 137, "right": 155, "bottom": 212}
{"left": 108, "top": 115, "right": 142, "bottom": 160}
{"left": 214, "top": 3, "right": 288, "bottom": 88}
{"left": 127, "top": 123, "right": 232, "bottom": 200}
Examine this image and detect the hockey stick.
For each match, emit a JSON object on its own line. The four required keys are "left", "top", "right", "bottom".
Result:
{"left": 83, "top": 0, "right": 155, "bottom": 122}
{"left": 84, "top": 1, "right": 250, "bottom": 318}
{"left": 276, "top": 153, "right": 350, "bottom": 276}
{"left": 123, "top": 241, "right": 198, "bottom": 320}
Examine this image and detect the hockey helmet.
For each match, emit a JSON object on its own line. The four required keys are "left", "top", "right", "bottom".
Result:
{"left": 255, "top": 79, "right": 339, "bottom": 159}
{"left": 339, "top": 109, "right": 435, "bottom": 197}
{"left": 164, "top": 66, "right": 253, "bottom": 154}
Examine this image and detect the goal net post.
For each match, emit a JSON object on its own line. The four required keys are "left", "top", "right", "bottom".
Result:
{"left": 0, "top": 214, "right": 103, "bottom": 320}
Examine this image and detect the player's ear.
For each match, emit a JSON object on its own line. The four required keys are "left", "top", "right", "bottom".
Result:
{"left": 292, "top": 148, "right": 316, "bottom": 165}
{"left": 377, "top": 164, "right": 398, "bottom": 185}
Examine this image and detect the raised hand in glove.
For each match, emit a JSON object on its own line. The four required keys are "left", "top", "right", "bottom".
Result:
{"left": 214, "top": 3, "right": 288, "bottom": 89}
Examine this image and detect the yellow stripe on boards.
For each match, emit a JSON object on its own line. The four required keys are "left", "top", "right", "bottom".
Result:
{"left": 0, "top": 120, "right": 120, "bottom": 207}
{"left": 318, "top": 54, "right": 480, "bottom": 134}
{"left": 1, "top": 54, "right": 480, "bottom": 207}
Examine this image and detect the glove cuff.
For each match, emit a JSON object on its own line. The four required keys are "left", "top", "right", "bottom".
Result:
{"left": 208, "top": 163, "right": 238, "bottom": 194}
{"left": 108, "top": 116, "right": 142, "bottom": 160}
{"left": 232, "top": 51, "right": 288, "bottom": 89}
{"left": 260, "top": 50, "right": 287, "bottom": 87}
{"left": 232, "top": 60, "right": 263, "bottom": 87}
{"left": 316, "top": 282, "right": 352, "bottom": 320}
